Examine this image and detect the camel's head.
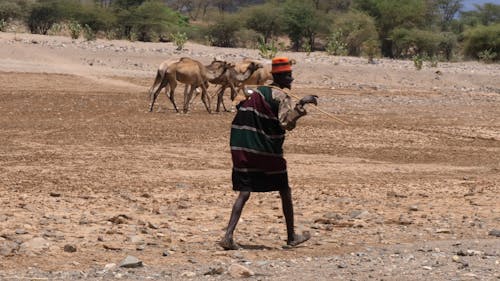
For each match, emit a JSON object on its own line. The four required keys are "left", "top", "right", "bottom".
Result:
{"left": 209, "top": 58, "right": 233, "bottom": 71}
{"left": 248, "top": 61, "right": 263, "bottom": 71}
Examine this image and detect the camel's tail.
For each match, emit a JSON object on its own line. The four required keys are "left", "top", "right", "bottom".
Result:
{"left": 148, "top": 69, "right": 165, "bottom": 99}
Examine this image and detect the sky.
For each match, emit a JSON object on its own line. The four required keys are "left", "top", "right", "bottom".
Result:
{"left": 462, "top": 0, "right": 499, "bottom": 11}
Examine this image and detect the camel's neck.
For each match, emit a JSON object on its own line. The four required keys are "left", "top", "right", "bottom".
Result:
{"left": 205, "top": 65, "right": 226, "bottom": 80}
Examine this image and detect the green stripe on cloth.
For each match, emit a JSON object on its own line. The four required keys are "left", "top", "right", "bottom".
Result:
{"left": 230, "top": 127, "right": 284, "bottom": 155}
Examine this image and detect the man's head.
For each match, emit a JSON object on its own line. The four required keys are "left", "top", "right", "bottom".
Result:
{"left": 271, "top": 57, "right": 294, "bottom": 90}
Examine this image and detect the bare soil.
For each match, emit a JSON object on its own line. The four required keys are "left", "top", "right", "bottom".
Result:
{"left": 0, "top": 32, "right": 499, "bottom": 280}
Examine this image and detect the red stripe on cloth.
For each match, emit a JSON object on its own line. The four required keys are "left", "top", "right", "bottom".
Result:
{"left": 231, "top": 149, "right": 286, "bottom": 172}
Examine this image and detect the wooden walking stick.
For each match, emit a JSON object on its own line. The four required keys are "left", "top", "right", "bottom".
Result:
{"left": 248, "top": 85, "right": 349, "bottom": 125}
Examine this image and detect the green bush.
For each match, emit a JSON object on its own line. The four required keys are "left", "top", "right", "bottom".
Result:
{"left": 130, "top": 1, "right": 184, "bottom": 42}
{"left": 171, "top": 31, "right": 188, "bottom": 50}
{"left": 333, "top": 11, "right": 378, "bottom": 56}
{"left": 477, "top": 49, "right": 497, "bottom": 63}
{"left": 0, "top": 0, "right": 25, "bottom": 22}
{"left": 257, "top": 36, "right": 278, "bottom": 59}
{"left": 47, "top": 22, "right": 63, "bottom": 35}
{"left": 325, "top": 30, "right": 348, "bottom": 56}
{"left": 413, "top": 54, "right": 424, "bottom": 70}
{"left": 462, "top": 24, "right": 500, "bottom": 61}
{"left": 391, "top": 28, "right": 457, "bottom": 59}
{"left": 207, "top": 16, "right": 241, "bottom": 47}
{"left": 27, "top": 1, "right": 64, "bottom": 34}
{"left": 83, "top": 24, "right": 96, "bottom": 41}
{"left": 361, "top": 39, "right": 381, "bottom": 63}
{"left": 68, "top": 21, "right": 81, "bottom": 39}
{"left": 234, "top": 28, "right": 260, "bottom": 48}
{"left": 241, "top": 3, "right": 283, "bottom": 44}
{"left": 0, "top": 19, "right": 6, "bottom": 32}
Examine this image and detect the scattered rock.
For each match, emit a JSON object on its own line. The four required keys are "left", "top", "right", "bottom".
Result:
{"left": 19, "top": 237, "right": 50, "bottom": 254}
{"left": 488, "top": 229, "right": 500, "bottom": 237}
{"left": 204, "top": 267, "right": 224, "bottom": 275}
{"left": 63, "top": 244, "right": 77, "bottom": 253}
{"left": 119, "top": 255, "right": 143, "bottom": 268}
{"left": 228, "top": 264, "right": 255, "bottom": 278}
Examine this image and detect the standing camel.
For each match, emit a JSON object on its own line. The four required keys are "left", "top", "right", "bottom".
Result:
{"left": 235, "top": 58, "right": 273, "bottom": 91}
{"left": 148, "top": 57, "right": 231, "bottom": 113}
{"left": 208, "top": 61, "right": 263, "bottom": 112}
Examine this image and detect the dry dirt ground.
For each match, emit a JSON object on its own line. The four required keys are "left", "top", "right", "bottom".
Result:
{"left": 0, "top": 32, "right": 499, "bottom": 280}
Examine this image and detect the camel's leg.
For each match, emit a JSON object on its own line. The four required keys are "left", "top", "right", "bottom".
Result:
{"left": 149, "top": 71, "right": 164, "bottom": 112}
{"left": 228, "top": 82, "right": 239, "bottom": 112}
{"left": 156, "top": 84, "right": 171, "bottom": 112}
{"left": 200, "top": 85, "right": 212, "bottom": 114}
{"left": 188, "top": 87, "right": 202, "bottom": 110}
{"left": 216, "top": 85, "right": 227, "bottom": 112}
{"left": 169, "top": 80, "right": 179, "bottom": 113}
{"left": 183, "top": 85, "right": 193, "bottom": 113}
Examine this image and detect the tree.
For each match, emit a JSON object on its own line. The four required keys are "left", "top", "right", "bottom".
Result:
{"left": 130, "top": 0, "right": 186, "bottom": 41}
{"left": 434, "top": 0, "right": 462, "bottom": 31}
{"left": 460, "top": 3, "right": 500, "bottom": 27}
{"left": 243, "top": 2, "right": 282, "bottom": 44}
{"left": 354, "top": 0, "right": 428, "bottom": 57}
{"left": 282, "top": 0, "right": 319, "bottom": 51}
{"left": 462, "top": 23, "right": 500, "bottom": 61}
{"left": 333, "top": 10, "right": 378, "bottom": 56}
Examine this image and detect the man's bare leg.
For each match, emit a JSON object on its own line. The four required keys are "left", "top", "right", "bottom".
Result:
{"left": 220, "top": 191, "right": 250, "bottom": 250}
{"left": 280, "top": 188, "right": 311, "bottom": 246}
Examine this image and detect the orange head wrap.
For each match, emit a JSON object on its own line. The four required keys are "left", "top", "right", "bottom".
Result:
{"left": 271, "top": 57, "right": 292, "bottom": 74}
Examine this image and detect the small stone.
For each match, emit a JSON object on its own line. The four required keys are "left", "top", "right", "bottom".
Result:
{"left": 204, "top": 267, "right": 224, "bottom": 275}
{"left": 436, "top": 229, "right": 451, "bottom": 234}
{"left": 15, "top": 229, "right": 28, "bottom": 235}
{"left": 422, "top": 266, "right": 432, "bottom": 270}
{"left": 452, "top": 255, "right": 460, "bottom": 262}
{"left": 103, "top": 263, "right": 116, "bottom": 271}
{"left": 488, "top": 229, "right": 500, "bottom": 237}
{"left": 63, "top": 244, "right": 77, "bottom": 253}
{"left": 181, "top": 271, "right": 196, "bottom": 278}
{"left": 119, "top": 255, "right": 143, "bottom": 268}
{"left": 228, "top": 264, "right": 255, "bottom": 278}
{"left": 49, "top": 192, "right": 61, "bottom": 197}
{"left": 409, "top": 205, "right": 419, "bottom": 211}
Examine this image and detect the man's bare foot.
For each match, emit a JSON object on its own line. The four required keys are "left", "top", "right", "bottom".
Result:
{"left": 219, "top": 238, "right": 240, "bottom": 250}
{"left": 287, "top": 231, "right": 311, "bottom": 247}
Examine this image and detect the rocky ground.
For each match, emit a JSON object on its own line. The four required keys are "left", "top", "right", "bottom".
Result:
{"left": 0, "top": 32, "right": 499, "bottom": 280}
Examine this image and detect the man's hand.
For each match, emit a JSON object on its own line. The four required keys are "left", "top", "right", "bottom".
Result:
{"left": 298, "top": 95, "right": 318, "bottom": 106}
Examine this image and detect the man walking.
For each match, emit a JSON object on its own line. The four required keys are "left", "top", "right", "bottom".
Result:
{"left": 220, "top": 57, "right": 318, "bottom": 250}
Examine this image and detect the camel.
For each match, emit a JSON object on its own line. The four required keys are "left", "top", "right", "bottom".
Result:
{"left": 231, "top": 58, "right": 297, "bottom": 104}
{"left": 208, "top": 60, "right": 263, "bottom": 112}
{"left": 148, "top": 57, "right": 231, "bottom": 113}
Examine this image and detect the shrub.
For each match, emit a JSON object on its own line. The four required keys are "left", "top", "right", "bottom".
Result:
{"left": 477, "top": 49, "right": 497, "bottom": 63}
{"left": 234, "top": 28, "right": 260, "bottom": 48}
{"left": 207, "top": 16, "right": 241, "bottom": 47}
{"left": 391, "top": 28, "right": 457, "bottom": 59}
{"left": 462, "top": 24, "right": 500, "bottom": 61}
{"left": 47, "top": 22, "right": 63, "bottom": 35}
{"left": 413, "top": 54, "right": 424, "bottom": 70}
{"left": 257, "top": 36, "right": 278, "bottom": 59}
{"left": 0, "top": 19, "right": 6, "bottom": 32}
{"left": 27, "top": 2, "right": 64, "bottom": 34}
{"left": 83, "top": 24, "right": 96, "bottom": 41}
{"left": 0, "top": 0, "right": 25, "bottom": 22}
{"left": 325, "top": 30, "right": 348, "bottom": 56}
{"left": 361, "top": 39, "right": 381, "bottom": 63}
{"left": 171, "top": 31, "right": 188, "bottom": 50}
{"left": 68, "top": 20, "right": 81, "bottom": 39}
{"left": 333, "top": 11, "right": 378, "bottom": 56}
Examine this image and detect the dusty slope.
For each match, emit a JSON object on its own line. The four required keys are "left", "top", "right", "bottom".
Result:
{"left": 0, "top": 32, "right": 499, "bottom": 280}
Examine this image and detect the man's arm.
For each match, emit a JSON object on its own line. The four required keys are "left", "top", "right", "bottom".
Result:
{"left": 273, "top": 90, "right": 307, "bottom": 131}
